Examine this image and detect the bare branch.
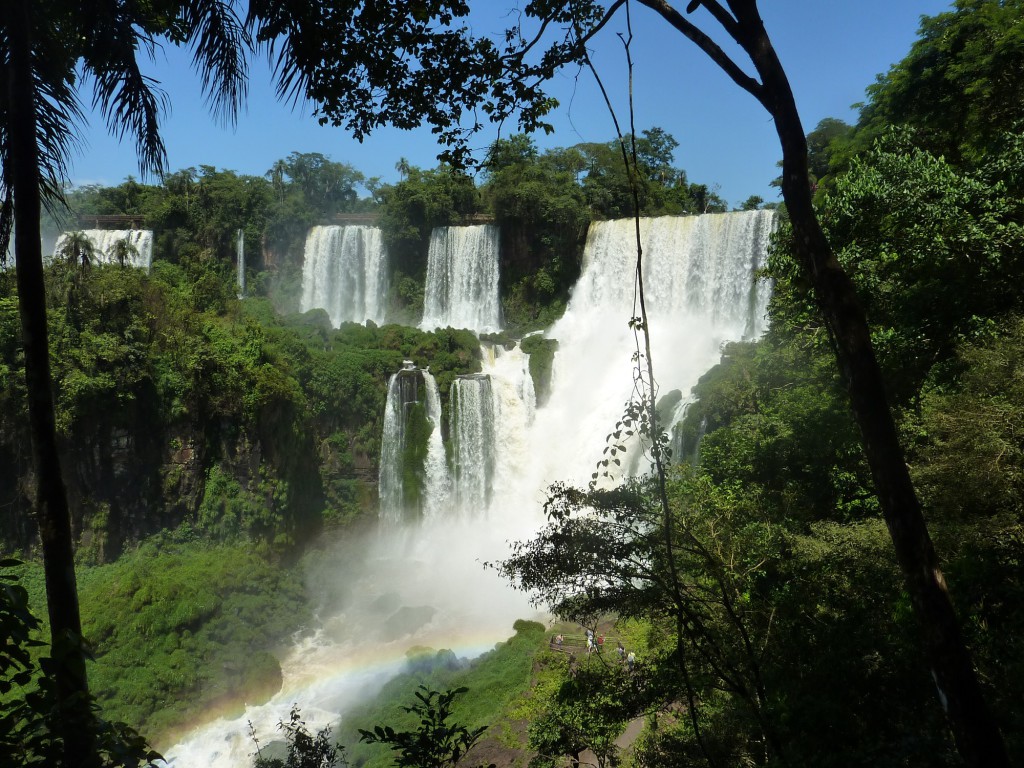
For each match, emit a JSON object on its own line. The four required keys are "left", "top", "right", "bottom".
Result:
{"left": 634, "top": 0, "right": 766, "bottom": 106}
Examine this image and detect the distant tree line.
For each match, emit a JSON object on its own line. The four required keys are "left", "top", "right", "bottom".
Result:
{"left": 52, "top": 128, "right": 733, "bottom": 333}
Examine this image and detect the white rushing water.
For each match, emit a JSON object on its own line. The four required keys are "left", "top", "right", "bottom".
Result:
{"left": 301, "top": 225, "right": 389, "bottom": 327}
{"left": 449, "top": 375, "right": 496, "bottom": 516}
{"left": 237, "top": 229, "right": 246, "bottom": 299}
{"left": 533, "top": 211, "right": 773, "bottom": 485}
{"left": 52, "top": 229, "right": 154, "bottom": 270}
{"left": 378, "top": 364, "right": 444, "bottom": 525}
{"left": 164, "top": 211, "right": 772, "bottom": 767}
{"left": 421, "top": 225, "right": 502, "bottom": 333}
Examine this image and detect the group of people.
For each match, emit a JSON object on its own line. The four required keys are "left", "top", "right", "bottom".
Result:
{"left": 551, "top": 629, "right": 636, "bottom": 671}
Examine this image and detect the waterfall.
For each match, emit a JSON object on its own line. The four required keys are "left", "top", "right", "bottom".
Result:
{"left": 53, "top": 229, "right": 154, "bottom": 270}
{"left": 301, "top": 225, "right": 389, "bottom": 326}
{"left": 236, "top": 229, "right": 246, "bottom": 298}
{"left": 484, "top": 344, "right": 536, "bottom": 500}
{"left": 449, "top": 375, "right": 496, "bottom": 516}
{"left": 379, "top": 366, "right": 421, "bottom": 524}
{"left": 534, "top": 210, "right": 774, "bottom": 485}
{"left": 164, "top": 212, "right": 772, "bottom": 768}
{"left": 379, "top": 365, "right": 448, "bottom": 524}
{"left": 421, "top": 225, "right": 501, "bottom": 333}
{"left": 421, "top": 371, "right": 451, "bottom": 521}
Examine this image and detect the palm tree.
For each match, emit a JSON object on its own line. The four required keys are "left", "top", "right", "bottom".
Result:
{"left": 55, "top": 230, "right": 96, "bottom": 270}
{"left": 1, "top": 1, "right": 248, "bottom": 763}
{"left": 268, "top": 157, "right": 288, "bottom": 199}
{"left": 396, "top": 156, "right": 411, "bottom": 181}
{"left": 108, "top": 237, "right": 139, "bottom": 268}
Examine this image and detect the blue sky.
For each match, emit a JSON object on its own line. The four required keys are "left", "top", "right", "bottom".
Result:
{"left": 68, "top": 1, "right": 954, "bottom": 208}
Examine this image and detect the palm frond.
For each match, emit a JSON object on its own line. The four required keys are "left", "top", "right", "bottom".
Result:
{"left": 180, "top": 0, "right": 250, "bottom": 126}
{"left": 80, "top": 0, "right": 168, "bottom": 178}
{"left": 0, "top": 2, "right": 82, "bottom": 223}
{"left": 245, "top": 0, "right": 312, "bottom": 109}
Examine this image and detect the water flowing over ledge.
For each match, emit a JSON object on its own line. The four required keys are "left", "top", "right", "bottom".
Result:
{"left": 53, "top": 229, "right": 154, "bottom": 270}
{"left": 421, "top": 224, "right": 502, "bottom": 333}
{"left": 301, "top": 225, "right": 389, "bottom": 326}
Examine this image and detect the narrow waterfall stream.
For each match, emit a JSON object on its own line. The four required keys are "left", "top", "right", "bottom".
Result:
{"left": 164, "top": 211, "right": 772, "bottom": 767}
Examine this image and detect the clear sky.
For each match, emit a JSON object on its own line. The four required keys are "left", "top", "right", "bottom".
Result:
{"left": 68, "top": 1, "right": 954, "bottom": 208}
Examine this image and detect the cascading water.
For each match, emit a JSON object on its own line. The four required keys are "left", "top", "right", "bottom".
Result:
{"left": 301, "top": 225, "right": 389, "bottom": 327}
{"left": 53, "top": 229, "right": 154, "bottom": 270}
{"left": 421, "top": 370, "right": 452, "bottom": 521}
{"left": 420, "top": 225, "right": 501, "bottom": 333}
{"left": 531, "top": 210, "right": 774, "bottom": 486}
{"left": 449, "top": 375, "right": 496, "bottom": 516}
{"left": 236, "top": 229, "right": 246, "bottom": 299}
{"left": 379, "top": 365, "right": 449, "bottom": 524}
{"left": 164, "top": 211, "right": 772, "bottom": 767}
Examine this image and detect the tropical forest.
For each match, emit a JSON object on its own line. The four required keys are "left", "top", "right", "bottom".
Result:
{"left": 1, "top": 2, "right": 1022, "bottom": 768}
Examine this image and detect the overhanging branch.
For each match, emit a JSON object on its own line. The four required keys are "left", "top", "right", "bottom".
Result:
{"left": 634, "top": 0, "right": 767, "bottom": 107}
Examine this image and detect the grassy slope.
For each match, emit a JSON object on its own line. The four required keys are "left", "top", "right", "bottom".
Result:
{"left": 338, "top": 619, "right": 550, "bottom": 768}
{"left": 14, "top": 538, "right": 311, "bottom": 746}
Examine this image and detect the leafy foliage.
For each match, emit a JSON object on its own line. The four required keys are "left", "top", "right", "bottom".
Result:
{"left": 0, "top": 264, "right": 483, "bottom": 558}
{"left": 250, "top": 705, "right": 346, "bottom": 768}
{"left": 855, "top": 0, "right": 1024, "bottom": 166}
{"left": 358, "top": 686, "right": 494, "bottom": 768}
{"left": 1, "top": 563, "right": 161, "bottom": 767}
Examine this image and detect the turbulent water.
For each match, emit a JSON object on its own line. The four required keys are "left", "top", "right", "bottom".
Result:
{"left": 534, "top": 211, "right": 774, "bottom": 483}
{"left": 164, "top": 211, "right": 772, "bottom": 767}
{"left": 53, "top": 229, "right": 154, "bottom": 270}
{"left": 301, "top": 225, "right": 389, "bottom": 326}
{"left": 421, "top": 225, "right": 502, "bottom": 333}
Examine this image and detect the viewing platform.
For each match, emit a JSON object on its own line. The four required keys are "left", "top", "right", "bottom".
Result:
{"left": 330, "top": 212, "right": 495, "bottom": 225}
{"left": 76, "top": 214, "right": 147, "bottom": 229}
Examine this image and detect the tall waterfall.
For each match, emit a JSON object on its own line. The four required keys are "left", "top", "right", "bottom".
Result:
{"left": 535, "top": 210, "right": 774, "bottom": 482}
{"left": 52, "top": 229, "right": 154, "bottom": 270}
{"left": 421, "top": 225, "right": 501, "bottom": 333}
{"left": 164, "top": 212, "right": 772, "bottom": 768}
{"left": 378, "top": 365, "right": 445, "bottom": 524}
{"left": 449, "top": 375, "right": 496, "bottom": 516}
{"left": 301, "top": 225, "right": 388, "bottom": 326}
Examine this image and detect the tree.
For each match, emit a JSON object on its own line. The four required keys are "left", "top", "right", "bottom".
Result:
{"left": 500, "top": 477, "right": 785, "bottom": 765}
{"left": 1, "top": 1, "right": 247, "bottom": 764}
{"left": 612, "top": 5, "right": 1008, "bottom": 764}
{"left": 854, "top": 0, "right": 1024, "bottom": 166}
{"left": 528, "top": 666, "right": 631, "bottom": 768}
{"left": 250, "top": 706, "right": 346, "bottom": 768}
{"left": 0, "top": 563, "right": 160, "bottom": 767}
{"left": 55, "top": 231, "right": 97, "bottom": 270}
{"left": 276, "top": 151, "right": 364, "bottom": 218}
{"left": 357, "top": 686, "right": 495, "bottom": 768}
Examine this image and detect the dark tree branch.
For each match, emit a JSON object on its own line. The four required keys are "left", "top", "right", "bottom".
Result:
{"left": 634, "top": 0, "right": 766, "bottom": 105}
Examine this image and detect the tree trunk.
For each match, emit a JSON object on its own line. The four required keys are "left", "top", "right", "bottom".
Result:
{"left": 729, "top": 3, "right": 1009, "bottom": 765}
{"left": 7, "top": 1, "right": 93, "bottom": 765}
